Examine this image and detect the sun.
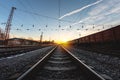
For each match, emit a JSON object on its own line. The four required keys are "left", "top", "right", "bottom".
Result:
{"left": 56, "top": 39, "right": 68, "bottom": 44}
{"left": 61, "top": 39, "right": 68, "bottom": 43}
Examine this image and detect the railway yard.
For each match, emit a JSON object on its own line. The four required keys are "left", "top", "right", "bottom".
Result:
{"left": 0, "top": 26, "right": 119, "bottom": 80}
{"left": 0, "top": 46, "right": 50, "bottom": 58}
{"left": 0, "top": 46, "right": 54, "bottom": 80}
{"left": 0, "top": 44, "right": 119, "bottom": 80}
{"left": 0, "top": 0, "right": 120, "bottom": 80}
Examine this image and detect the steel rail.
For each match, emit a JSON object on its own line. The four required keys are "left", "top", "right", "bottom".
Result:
{"left": 17, "top": 46, "right": 57, "bottom": 80}
{"left": 17, "top": 46, "right": 105, "bottom": 80}
{"left": 62, "top": 46, "right": 105, "bottom": 80}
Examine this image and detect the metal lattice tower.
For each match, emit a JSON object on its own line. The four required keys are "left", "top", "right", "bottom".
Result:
{"left": 4, "top": 7, "right": 16, "bottom": 41}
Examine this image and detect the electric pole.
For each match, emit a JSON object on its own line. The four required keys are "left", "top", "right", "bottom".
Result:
{"left": 40, "top": 32, "right": 43, "bottom": 44}
{"left": 4, "top": 7, "right": 16, "bottom": 45}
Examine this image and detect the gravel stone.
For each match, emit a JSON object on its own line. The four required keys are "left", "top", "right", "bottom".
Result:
{"left": 0, "top": 46, "right": 54, "bottom": 80}
{"left": 65, "top": 46, "right": 120, "bottom": 80}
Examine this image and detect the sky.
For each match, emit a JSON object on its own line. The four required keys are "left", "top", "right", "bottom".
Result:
{"left": 0, "top": 0, "right": 120, "bottom": 43}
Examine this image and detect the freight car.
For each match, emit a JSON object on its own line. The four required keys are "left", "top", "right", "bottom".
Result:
{"left": 68, "top": 25, "right": 120, "bottom": 53}
{"left": 68, "top": 25, "right": 120, "bottom": 48}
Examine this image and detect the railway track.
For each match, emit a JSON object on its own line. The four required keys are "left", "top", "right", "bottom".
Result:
{"left": 17, "top": 46, "right": 105, "bottom": 80}
{"left": 0, "top": 46, "right": 48, "bottom": 58}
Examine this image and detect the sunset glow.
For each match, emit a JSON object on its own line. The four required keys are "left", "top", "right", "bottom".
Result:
{"left": 0, "top": 0, "right": 120, "bottom": 42}
{"left": 55, "top": 39, "right": 68, "bottom": 44}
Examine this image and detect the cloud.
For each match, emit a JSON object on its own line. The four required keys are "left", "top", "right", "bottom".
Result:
{"left": 63, "top": 0, "right": 120, "bottom": 39}
{"left": 88, "top": 0, "right": 120, "bottom": 16}
{"left": 109, "top": 5, "right": 120, "bottom": 14}
{"left": 71, "top": 17, "right": 90, "bottom": 26}
{"left": 59, "top": 0, "right": 103, "bottom": 19}
{"left": 70, "top": 0, "right": 120, "bottom": 26}
{"left": 88, "top": 4, "right": 108, "bottom": 16}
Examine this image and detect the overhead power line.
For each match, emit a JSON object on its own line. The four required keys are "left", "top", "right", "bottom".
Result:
{"left": 17, "top": 0, "right": 38, "bottom": 22}
{"left": 17, "top": 8, "right": 74, "bottom": 23}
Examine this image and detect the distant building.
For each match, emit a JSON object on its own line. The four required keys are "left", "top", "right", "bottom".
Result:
{"left": 0, "top": 28, "right": 5, "bottom": 45}
{"left": 7, "top": 38, "right": 40, "bottom": 46}
{"left": 0, "top": 28, "right": 5, "bottom": 40}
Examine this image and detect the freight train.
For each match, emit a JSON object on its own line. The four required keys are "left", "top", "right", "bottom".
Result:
{"left": 68, "top": 25, "right": 120, "bottom": 47}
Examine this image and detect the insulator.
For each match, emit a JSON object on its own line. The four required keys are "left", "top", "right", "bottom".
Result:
{"left": 93, "top": 24, "right": 94, "bottom": 29}
{"left": 93, "top": 25, "right": 94, "bottom": 29}
{"left": 32, "top": 25, "right": 34, "bottom": 27}
{"left": 82, "top": 25, "right": 84, "bottom": 28}
{"left": 21, "top": 24, "right": 23, "bottom": 27}
{"left": 26, "top": 29, "right": 30, "bottom": 30}
{"left": 59, "top": 25, "right": 61, "bottom": 28}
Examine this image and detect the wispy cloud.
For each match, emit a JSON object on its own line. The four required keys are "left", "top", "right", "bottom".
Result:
{"left": 71, "top": 17, "right": 90, "bottom": 26}
{"left": 70, "top": 0, "right": 120, "bottom": 26}
{"left": 59, "top": 0, "right": 103, "bottom": 19}
{"left": 88, "top": 4, "right": 108, "bottom": 16}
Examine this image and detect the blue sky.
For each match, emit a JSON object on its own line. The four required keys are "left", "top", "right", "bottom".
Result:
{"left": 0, "top": 0, "right": 120, "bottom": 42}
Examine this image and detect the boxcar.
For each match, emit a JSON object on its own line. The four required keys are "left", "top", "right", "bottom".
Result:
{"left": 89, "top": 35, "right": 95, "bottom": 43}
{"left": 102, "top": 29, "right": 114, "bottom": 43}
{"left": 85, "top": 36, "right": 90, "bottom": 43}
{"left": 68, "top": 25, "right": 120, "bottom": 45}
{"left": 113, "top": 25, "right": 120, "bottom": 42}
{"left": 95, "top": 32, "right": 103, "bottom": 43}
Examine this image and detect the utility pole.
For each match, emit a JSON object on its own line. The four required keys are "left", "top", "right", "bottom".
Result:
{"left": 4, "top": 7, "right": 16, "bottom": 45}
{"left": 0, "top": 28, "right": 1, "bottom": 39}
{"left": 40, "top": 32, "right": 43, "bottom": 44}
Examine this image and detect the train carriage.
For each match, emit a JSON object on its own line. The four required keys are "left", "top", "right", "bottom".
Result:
{"left": 102, "top": 29, "right": 115, "bottom": 43}
{"left": 89, "top": 35, "right": 95, "bottom": 43}
{"left": 95, "top": 32, "right": 103, "bottom": 43}
{"left": 113, "top": 25, "right": 120, "bottom": 42}
{"left": 68, "top": 25, "right": 120, "bottom": 45}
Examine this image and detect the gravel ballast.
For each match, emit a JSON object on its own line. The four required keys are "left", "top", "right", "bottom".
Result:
{"left": 0, "top": 46, "right": 55, "bottom": 80}
{"left": 65, "top": 46, "right": 120, "bottom": 80}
